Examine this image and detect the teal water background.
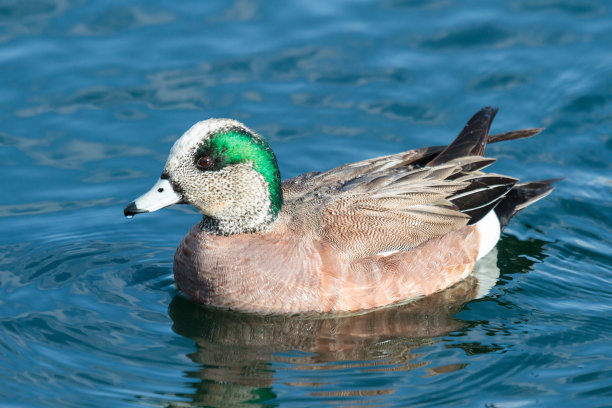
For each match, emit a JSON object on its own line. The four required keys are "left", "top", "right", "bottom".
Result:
{"left": 1, "top": 1, "right": 611, "bottom": 407}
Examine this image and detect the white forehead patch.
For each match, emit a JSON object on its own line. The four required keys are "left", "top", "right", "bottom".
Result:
{"left": 169, "top": 118, "right": 247, "bottom": 156}
{"left": 165, "top": 118, "right": 251, "bottom": 170}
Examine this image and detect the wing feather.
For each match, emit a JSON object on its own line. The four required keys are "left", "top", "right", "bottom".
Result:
{"left": 280, "top": 107, "right": 546, "bottom": 260}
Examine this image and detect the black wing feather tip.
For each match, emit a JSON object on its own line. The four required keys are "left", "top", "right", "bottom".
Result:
{"left": 449, "top": 175, "right": 517, "bottom": 225}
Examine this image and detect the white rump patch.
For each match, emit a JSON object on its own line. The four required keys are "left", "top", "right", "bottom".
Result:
{"left": 475, "top": 210, "right": 501, "bottom": 260}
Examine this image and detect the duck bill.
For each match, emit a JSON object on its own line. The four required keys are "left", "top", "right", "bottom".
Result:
{"left": 124, "top": 178, "right": 182, "bottom": 217}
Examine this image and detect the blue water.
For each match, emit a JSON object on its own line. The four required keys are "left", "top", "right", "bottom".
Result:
{"left": 1, "top": 1, "right": 611, "bottom": 407}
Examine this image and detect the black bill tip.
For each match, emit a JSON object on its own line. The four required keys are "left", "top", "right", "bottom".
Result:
{"left": 124, "top": 202, "right": 147, "bottom": 217}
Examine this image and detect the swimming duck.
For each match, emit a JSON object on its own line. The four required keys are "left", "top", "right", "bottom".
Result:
{"left": 124, "top": 107, "right": 557, "bottom": 314}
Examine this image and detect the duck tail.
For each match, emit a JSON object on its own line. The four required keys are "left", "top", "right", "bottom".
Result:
{"left": 494, "top": 178, "right": 563, "bottom": 230}
{"left": 487, "top": 127, "right": 544, "bottom": 144}
{"left": 425, "top": 107, "right": 559, "bottom": 228}
{"left": 426, "top": 107, "right": 545, "bottom": 167}
{"left": 427, "top": 107, "right": 498, "bottom": 166}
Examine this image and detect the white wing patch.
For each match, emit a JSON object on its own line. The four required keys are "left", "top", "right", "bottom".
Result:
{"left": 377, "top": 250, "right": 400, "bottom": 257}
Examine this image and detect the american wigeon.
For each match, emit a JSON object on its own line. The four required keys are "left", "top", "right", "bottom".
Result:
{"left": 125, "top": 107, "right": 557, "bottom": 314}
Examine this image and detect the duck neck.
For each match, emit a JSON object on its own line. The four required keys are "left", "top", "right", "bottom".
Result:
{"left": 199, "top": 208, "right": 279, "bottom": 236}
{"left": 199, "top": 169, "right": 283, "bottom": 236}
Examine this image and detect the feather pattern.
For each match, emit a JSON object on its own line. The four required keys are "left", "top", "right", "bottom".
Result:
{"left": 281, "top": 108, "right": 524, "bottom": 258}
{"left": 160, "top": 107, "right": 560, "bottom": 313}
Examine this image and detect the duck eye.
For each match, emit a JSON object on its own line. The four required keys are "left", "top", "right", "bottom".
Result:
{"left": 196, "top": 155, "right": 214, "bottom": 170}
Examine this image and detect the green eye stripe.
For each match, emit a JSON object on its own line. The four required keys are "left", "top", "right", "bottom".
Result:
{"left": 202, "top": 129, "right": 283, "bottom": 216}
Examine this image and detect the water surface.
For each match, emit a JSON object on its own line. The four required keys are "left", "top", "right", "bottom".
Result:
{"left": 1, "top": 1, "right": 611, "bottom": 407}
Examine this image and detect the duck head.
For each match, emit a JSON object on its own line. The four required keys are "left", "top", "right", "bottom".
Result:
{"left": 124, "top": 119, "right": 283, "bottom": 235}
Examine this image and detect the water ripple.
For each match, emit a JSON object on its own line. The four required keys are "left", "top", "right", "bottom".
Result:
{"left": 1, "top": 0, "right": 611, "bottom": 406}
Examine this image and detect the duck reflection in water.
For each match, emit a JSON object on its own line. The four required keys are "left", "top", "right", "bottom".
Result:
{"left": 167, "top": 234, "right": 548, "bottom": 406}
{"left": 168, "top": 252, "right": 504, "bottom": 406}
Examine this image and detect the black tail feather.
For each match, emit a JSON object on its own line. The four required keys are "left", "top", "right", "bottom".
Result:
{"left": 494, "top": 178, "right": 563, "bottom": 230}
{"left": 488, "top": 128, "right": 544, "bottom": 144}
{"left": 407, "top": 126, "right": 544, "bottom": 170}
{"left": 419, "top": 108, "right": 558, "bottom": 229}
{"left": 427, "top": 107, "right": 498, "bottom": 167}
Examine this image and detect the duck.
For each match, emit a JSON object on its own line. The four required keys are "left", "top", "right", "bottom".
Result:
{"left": 124, "top": 107, "right": 557, "bottom": 314}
